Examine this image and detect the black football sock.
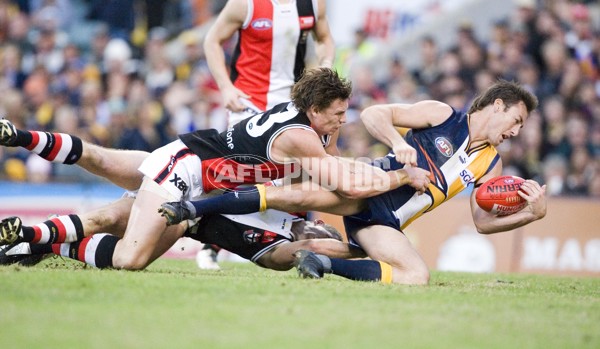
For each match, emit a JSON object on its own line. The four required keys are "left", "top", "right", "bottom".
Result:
{"left": 329, "top": 258, "right": 393, "bottom": 284}
{"left": 30, "top": 244, "right": 53, "bottom": 255}
{"left": 188, "top": 184, "right": 266, "bottom": 217}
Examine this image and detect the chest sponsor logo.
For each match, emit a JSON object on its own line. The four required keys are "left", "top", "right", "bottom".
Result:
{"left": 435, "top": 137, "right": 453, "bottom": 157}
{"left": 251, "top": 18, "right": 272, "bottom": 30}
{"left": 225, "top": 126, "right": 234, "bottom": 149}
{"left": 459, "top": 169, "right": 474, "bottom": 186}
{"left": 299, "top": 16, "right": 314, "bottom": 29}
{"left": 204, "top": 154, "right": 298, "bottom": 191}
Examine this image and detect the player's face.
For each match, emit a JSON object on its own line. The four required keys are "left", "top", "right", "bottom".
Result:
{"left": 310, "top": 98, "right": 349, "bottom": 136}
{"left": 489, "top": 100, "right": 528, "bottom": 146}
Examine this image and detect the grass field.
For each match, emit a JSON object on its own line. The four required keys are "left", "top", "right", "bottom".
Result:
{"left": 1, "top": 257, "right": 598, "bottom": 349}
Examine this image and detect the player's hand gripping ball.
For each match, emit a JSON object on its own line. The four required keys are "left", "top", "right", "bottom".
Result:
{"left": 476, "top": 176, "right": 527, "bottom": 216}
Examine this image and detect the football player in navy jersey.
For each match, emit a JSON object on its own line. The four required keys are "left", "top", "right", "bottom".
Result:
{"left": 0, "top": 68, "right": 430, "bottom": 271}
{"left": 161, "top": 80, "right": 548, "bottom": 285}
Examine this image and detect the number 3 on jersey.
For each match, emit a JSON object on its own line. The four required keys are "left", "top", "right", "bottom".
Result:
{"left": 245, "top": 108, "right": 298, "bottom": 137}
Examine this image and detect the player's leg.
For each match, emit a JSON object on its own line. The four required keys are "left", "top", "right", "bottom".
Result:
{"left": 0, "top": 119, "right": 83, "bottom": 164}
{"left": 159, "top": 182, "right": 366, "bottom": 225}
{"left": 295, "top": 225, "right": 430, "bottom": 285}
{"left": 1, "top": 197, "right": 188, "bottom": 268}
{"left": 110, "top": 177, "right": 179, "bottom": 269}
{"left": 0, "top": 119, "right": 148, "bottom": 190}
{"left": 265, "top": 183, "right": 366, "bottom": 216}
{"left": 110, "top": 139, "right": 203, "bottom": 270}
{"left": 78, "top": 143, "right": 148, "bottom": 190}
{"left": 351, "top": 225, "right": 430, "bottom": 284}
{"left": 0, "top": 197, "right": 133, "bottom": 246}
{"left": 0, "top": 198, "right": 134, "bottom": 266}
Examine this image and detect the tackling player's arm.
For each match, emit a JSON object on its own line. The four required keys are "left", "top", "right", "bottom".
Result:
{"left": 203, "top": 0, "right": 250, "bottom": 112}
{"left": 361, "top": 100, "right": 452, "bottom": 166}
{"left": 270, "top": 129, "right": 430, "bottom": 199}
{"left": 311, "top": 0, "right": 335, "bottom": 68}
{"left": 470, "top": 162, "right": 547, "bottom": 234}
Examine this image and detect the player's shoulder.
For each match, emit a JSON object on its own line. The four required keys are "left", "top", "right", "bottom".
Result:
{"left": 221, "top": 0, "right": 250, "bottom": 22}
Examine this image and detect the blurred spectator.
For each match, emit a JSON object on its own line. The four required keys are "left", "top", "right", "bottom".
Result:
{"left": 334, "top": 28, "right": 378, "bottom": 79}
{"left": 116, "top": 101, "right": 171, "bottom": 152}
{"left": 542, "top": 154, "right": 569, "bottom": 196}
{"left": 87, "top": 0, "right": 135, "bottom": 42}
{"left": 412, "top": 35, "right": 441, "bottom": 89}
{"left": 0, "top": 43, "right": 28, "bottom": 89}
{"left": 565, "top": 146, "right": 592, "bottom": 195}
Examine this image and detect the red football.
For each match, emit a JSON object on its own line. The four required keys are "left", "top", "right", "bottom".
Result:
{"left": 475, "top": 175, "right": 527, "bottom": 216}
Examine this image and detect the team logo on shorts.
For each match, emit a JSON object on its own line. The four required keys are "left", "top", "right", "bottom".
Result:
{"left": 243, "top": 229, "right": 261, "bottom": 244}
{"left": 169, "top": 173, "right": 189, "bottom": 194}
{"left": 435, "top": 137, "right": 454, "bottom": 157}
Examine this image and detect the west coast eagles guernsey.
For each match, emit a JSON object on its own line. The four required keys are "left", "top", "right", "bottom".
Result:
{"left": 230, "top": 0, "right": 318, "bottom": 111}
{"left": 345, "top": 108, "right": 500, "bottom": 232}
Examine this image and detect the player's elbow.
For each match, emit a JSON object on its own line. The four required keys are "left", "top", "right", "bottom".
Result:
{"left": 475, "top": 222, "right": 501, "bottom": 235}
{"left": 359, "top": 105, "right": 379, "bottom": 123}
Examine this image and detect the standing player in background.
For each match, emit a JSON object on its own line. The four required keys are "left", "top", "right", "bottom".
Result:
{"left": 204, "top": 0, "right": 335, "bottom": 127}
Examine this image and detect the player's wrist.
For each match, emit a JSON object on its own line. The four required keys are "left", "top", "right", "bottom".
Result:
{"left": 393, "top": 170, "right": 407, "bottom": 187}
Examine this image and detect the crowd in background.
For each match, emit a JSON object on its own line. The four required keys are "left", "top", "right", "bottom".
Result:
{"left": 0, "top": 0, "right": 599, "bottom": 197}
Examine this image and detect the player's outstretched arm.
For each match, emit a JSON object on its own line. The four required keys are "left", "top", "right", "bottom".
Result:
{"left": 470, "top": 178, "right": 547, "bottom": 235}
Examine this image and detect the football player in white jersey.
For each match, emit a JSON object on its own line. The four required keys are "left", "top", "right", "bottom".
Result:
{"left": 161, "top": 80, "right": 548, "bottom": 285}
{"left": 0, "top": 68, "right": 430, "bottom": 271}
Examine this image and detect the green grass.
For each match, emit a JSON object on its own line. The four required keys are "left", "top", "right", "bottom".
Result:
{"left": 1, "top": 258, "right": 598, "bottom": 349}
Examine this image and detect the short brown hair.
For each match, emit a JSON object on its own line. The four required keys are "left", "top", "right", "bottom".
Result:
{"left": 467, "top": 80, "right": 538, "bottom": 114}
{"left": 291, "top": 68, "right": 352, "bottom": 113}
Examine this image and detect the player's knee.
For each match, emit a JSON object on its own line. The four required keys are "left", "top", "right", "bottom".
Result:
{"left": 112, "top": 252, "right": 150, "bottom": 270}
{"left": 111, "top": 242, "right": 151, "bottom": 270}
{"left": 409, "top": 268, "right": 430, "bottom": 285}
{"left": 390, "top": 263, "right": 430, "bottom": 285}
